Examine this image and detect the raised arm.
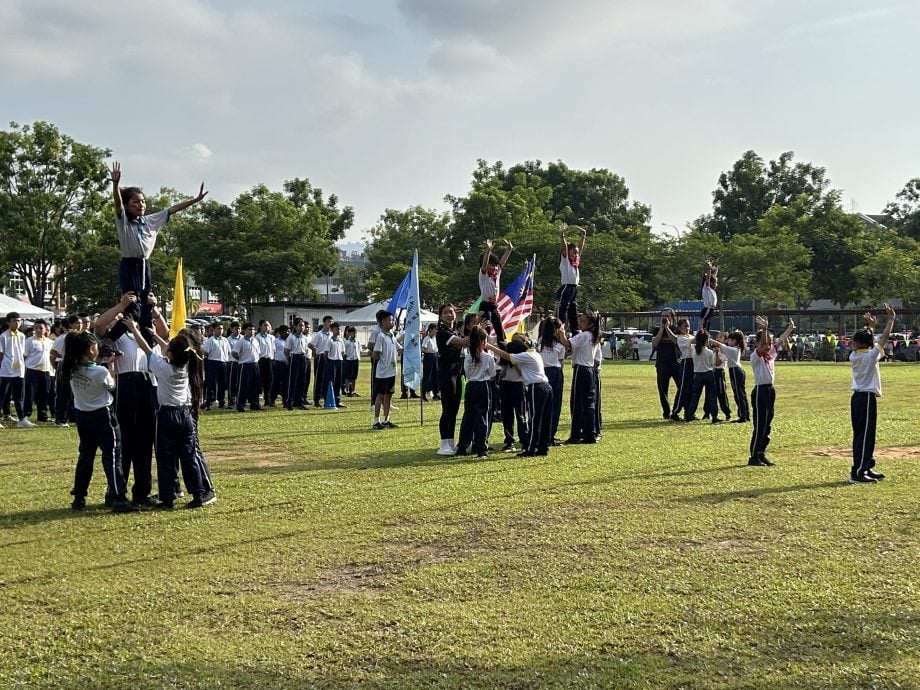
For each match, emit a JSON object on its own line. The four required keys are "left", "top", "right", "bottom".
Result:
{"left": 498, "top": 239, "right": 513, "bottom": 268}
{"left": 485, "top": 342, "right": 512, "bottom": 362}
{"left": 148, "top": 294, "right": 170, "bottom": 339}
{"left": 111, "top": 161, "right": 123, "bottom": 216}
{"left": 877, "top": 304, "right": 896, "bottom": 353}
{"left": 555, "top": 323, "right": 572, "bottom": 349}
{"left": 559, "top": 222, "right": 568, "bottom": 256}
{"left": 167, "top": 182, "right": 208, "bottom": 216}
{"left": 481, "top": 239, "right": 493, "bottom": 273}
{"left": 776, "top": 319, "right": 795, "bottom": 347}
{"left": 577, "top": 226, "right": 587, "bottom": 255}
{"left": 123, "top": 317, "right": 153, "bottom": 355}
{"left": 95, "top": 292, "right": 137, "bottom": 337}
{"left": 652, "top": 316, "right": 677, "bottom": 347}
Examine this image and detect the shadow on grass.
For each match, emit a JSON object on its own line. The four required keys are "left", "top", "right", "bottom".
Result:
{"left": 679, "top": 480, "right": 844, "bottom": 504}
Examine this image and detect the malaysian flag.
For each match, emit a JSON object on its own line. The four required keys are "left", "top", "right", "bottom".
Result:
{"left": 496, "top": 255, "right": 536, "bottom": 337}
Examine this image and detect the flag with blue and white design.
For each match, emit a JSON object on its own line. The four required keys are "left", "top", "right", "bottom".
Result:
{"left": 401, "top": 249, "right": 422, "bottom": 392}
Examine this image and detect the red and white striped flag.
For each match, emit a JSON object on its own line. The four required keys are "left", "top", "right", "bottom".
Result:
{"left": 496, "top": 255, "right": 536, "bottom": 337}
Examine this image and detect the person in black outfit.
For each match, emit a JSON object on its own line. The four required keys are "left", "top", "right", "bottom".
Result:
{"left": 435, "top": 304, "right": 472, "bottom": 456}
{"left": 651, "top": 309, "right": 681, "bottom": 420}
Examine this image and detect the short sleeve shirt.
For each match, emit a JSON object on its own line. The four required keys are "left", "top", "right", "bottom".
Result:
{"left": 115, "top": 209, "right": 170, "bottom": 259}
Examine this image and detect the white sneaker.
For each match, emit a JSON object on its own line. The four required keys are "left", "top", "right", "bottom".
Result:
{"left": 449, "top": 440, "right": 458, "bottom": 451}
{"left": 55, "top": 422, "right": 70, "bottom": 428}
{"left": 17, "top": 418, "right": 36, "bottom": 428}
{"left": 436, "top": 440, "right": 457, "bottom": 456}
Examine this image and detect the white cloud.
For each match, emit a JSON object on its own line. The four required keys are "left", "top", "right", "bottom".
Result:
{"left": 191, "top": 143, "right": 212, "bottom": 160}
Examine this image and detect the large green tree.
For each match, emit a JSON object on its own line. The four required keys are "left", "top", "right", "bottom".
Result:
{"left": 883, "top": 178, "right": 920, "bottom": 240}
{"left": 0, "top": 121, "right": 111, "bottom": 308}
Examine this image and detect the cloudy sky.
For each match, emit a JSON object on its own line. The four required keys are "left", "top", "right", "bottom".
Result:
{"left": 3, "top": 0, "right": 918, "bottom": 243}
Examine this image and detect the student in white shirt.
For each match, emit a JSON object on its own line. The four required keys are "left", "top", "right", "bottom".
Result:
{"left": 700, "top": 261, "right": 719, "bottom": 331}
{"left": 477, "top": 238, "right": 513, "bottom": 344}
{"left": 710, "top": 333, "right": 732, "bottom": 422}
{"left": 721, "top": 331, "right": 750, "bottom": 423}
{"left": 684, "top": 331, "right": 722, "bottom": 424}
{"left": 269, "top": 324, "right": 290, "bottom": 407}
{"left": 496, "top": 338, "right": 527, "bottom": 453}
{"left": 232, "top": 323, "right": 263, "bottom": 412}
{"left": 555, "top": 222, "right": 586, "bottom": 335}
{"left": 226, "top": 321, "right": 242, "bottom": 407}
{"left": 420, "top": 324, "right": 440, "bottom": 401}
{"left": 849, "top": 305, "right": 896, "bottom": 484}
{"left": 310, "top": 315, "right": 333, "bottom": 407}
{"left": 669, "top": 318, "right": 696, "bottom": 422}
{"left": 323, "top": 322, "right": 347, "bottom": 408}
{"left": 203, "top": 323, "right": 232, "bottom": 410}
{"left": 256, "top": 320, "right": 275, "bottom": 407}
{"left": 748, "top": 316, "right": 795, "bottom": 467}
{"left": 372, "top": 311, "right": 401, "bottom": 429}
{"left": 0, "top": 311, "right": 33, "bottom": 428}
{"left": 124, "top": 317, "right": 215, "bottom": 509}
{"left": 537, "top": 317, "right": 566, "bottom": 445}
{"left": 284, "top": 319, "right": 311, "bottom": 410}
{"left": 456, "top": 326, "right": 497, "bottom": 458}
{"left": 59, "top": 330, "right": 137, "bottom": 512}
{"left": 343, "top": 326, "right": 360, "bottom": 398}
{"left": 52, "top": 314, "right": 82, "bottom": 427}
{"left": 23, "top": 319, "right": 53, "bottom": 423}
{"left": 556, "top": 313, "right": 601, "bottom": 444}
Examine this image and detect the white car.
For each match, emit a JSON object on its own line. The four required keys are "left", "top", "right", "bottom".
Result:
{"left": 602, "top": 331, "right": 654, "bottom": 360}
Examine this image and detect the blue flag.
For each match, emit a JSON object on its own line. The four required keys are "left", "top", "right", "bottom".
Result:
{"left": 388, "top": 269, "right": 411, "bottom": 312}
{"left": 402, "top": 250, "right": 422, "bottom": 392}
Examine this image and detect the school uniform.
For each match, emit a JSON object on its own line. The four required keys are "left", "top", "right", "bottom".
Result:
{"left": 568, "top": 331, "right": 599, "bottom": 443}
{"left": 367, "top": 325, "right": 381, "bottom": 404}
{"left": 499, "top": 360, "right": 528, "bottom": 449}
{"left": 373, "top": 330, "right": 399, "bottom": 397}
{"left": 700, "top": 283, "right": 717, "bottom": 331}
{"left": 226, "top": 332, "right": 242, "bottom": 406}
{"left": 513, "top": 351, "right": 552, "bottom": 455}
{"left": 324, "top": 335, "right": 346, "bottom": 407}
{"left": 147, "top": 355, "right": 207, "bottom": 503}
{"left": 232, "top": 336, "right": 262, "bottom": 411}
{"left": 256, "top": 331, "right": 275, "bottom": 405}
{"left": 653, "top": 327, "right": 681, "bottom": 419}
{"left": 722, "top": 343, "right": 750, "bottom": 422}
{"left": 0, "top": 329, "right": 27, "bottom": 421}
{"left": 850, "top": 346, "right": 884, "bottom": 481}
{"left": 749, "top": 345, "right": 778, "bottom": 465}
{"left": 539, "top": 342, "right": 566, "bottom": 442}
{"left": 458, "top": 351, "right": 497, "bottom": 454}
{"left": 436, "top": 323, "right": 464, "bottom": 448}
{"left": 284, "top": 332, "right": 310, "bottom": 408}
{"left": 556, "top": 252, "right": 580, "bottom": 334}
{"left": 69, "top": 362, "right": 128, "bottom": 503}
{"left": 107, "top": 208, "right": 170, "bottom": 343}
{"left": 478, "top": 268, "right": 506, "bottom": 343}
{"left": 311, "top": 329, "right": 331, "bottom": 407}
{"left": 712, "top": 348, "right": 732, "bottom": 420}
{"left": 52, "top": 331, "right": 75, "bottom": 424}
{"left": 344, "top": 338, "right": 360, "bottom": 393}
{"left": 421, "top": 335, "right": 439, "bottom": 399}
{"left": 670, "top": 334, "right": 695, "bottom": 421}
{"left": 203, "top": 334, "right": 231, "bottom": 408}
{"left": 684, "top": 347, "right": 718, "bottom": 422}
{"left": 113, "top": 333, "right": 156, "bottom": 502}
{"left": 594, "top": 343, "right": 603, "bottom": 439}
{"left": 23, "top": 334, "right": 53, "bottom": 421}
{"left": 270, "top": 336, "right": 289, "bottom": 406}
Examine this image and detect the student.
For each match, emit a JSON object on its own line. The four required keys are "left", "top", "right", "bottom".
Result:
{"left": 284, "top": 319, "right": 310, "bottom": 410}
{"left": 372, "top": 310, "right": 400, "bottom": 430}
{"left": 226, "top": 321, "right": 242, "bottom": 408}
{"left": 669, "top": 318, "right": 695, "bottom": 422}
{"left": 849, "top": 305, "right": 896, "bottom": 484}
{"left": 324, "top": 322, "right": 346, "bottom": 408}
{"left": 256, "top": 320, "right": 275, "bottom": 407}
{"left": 711, "top": 334, "right": 732, "bottom": 422}
{"left": 537, "top": 317, "right": 566, "bottom": 445}
{"left": 478, "top": 238, "right": 513, "bottom": 343}
{"left": 202, "top": 322, "right": 231, "bottom": 410}
{"left": 421, "top": 324, "right": 440, "bottom": 401}
{"left": 556, "top": 313, "right": 601, "bottom": 444}
{"left": 721, "top": 331, "right": 750, "bottom": 423}
{"left": 0, "top": 311, "right": 34, "bottom": 428}
{"left": 700, "top": 262, "right": 719, "bottom": 332}
{"left": 488, "top": 336, "right": 553, "bottom": 457}
{"left": 652, "top": 309, "right": 681, "bottom": 420}
{"left": 52, "top": 314, "right": 82, "bottom": 427}
{"left": 59, "top": 331, "right": 138, "bottom": 512}
{"left": 23, "top": 319, "right": 53, "bottom": 423}
{"left": 748, "top": 317, "right": 795, "bottom": 467}
{"left": 343, "top": 326, "right": 360, "bottom": 398}
{"left": 456, "top": 326, "right": 496, "bottom": 457}
{"left": 435, "top": 305, "right": 470, "bottom": 456}
{"left": 311, "top": 315, "right": 333, "bottom": 407}
{"left": 124, "top": 317, "right": 215, "bottom": 509}
{"left": 497, "top": 340, "right": 528, "bottom": 452}
{"left": 106, "top": 161, "right": 207, "bottom": 343}
{"left": 270, "top": 324, "right": 290, "bottom": 406}
{"left": 367, "top": 320, "right": 381, "bottom": 410}
{"left": 232, "top": 323, "right": 262, "bottom": 412}
{"left": 684, "top": 331, "right": 722, "bottom": 424}
{"left": 556, "top": 222, "right": 586, "bottom": 335}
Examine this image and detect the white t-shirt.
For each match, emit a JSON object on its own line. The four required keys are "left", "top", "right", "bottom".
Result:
{"left": 0, "top": 330, "right": 26, "bottom": 378}
{"left": 569, "top": 331, "right": 598, "bottom": 367}
{"left": 677, "top": 334, "right": 694, "bottom": 361}
{"left": 285, "top": 332, "right": 311, "bottom": 357}
{"left": 256, "top": 332, "right": 275, "bottom": 359}
{"left": 326, "top": 336, "right": 345, "bottom": 361}
{"left": 511, "top": 351, "right": 549, "bottom": 385}
{"left": 51, "top": 333, "right": 69, "bottom": 364}
{"left": 464, "top": 351, "right": 497, "bottom": 381}
{"left": 850, "top": 346, "right": 882, "bottom": 396}
{"left": 721, "top": 343, "right": 741, "bottom": 368}
{"left": 113, "top": 333, "right": 149, "bottom": 375}
{"left": 702, "top": 284, "right": 718, "bottom": 309}
{"left": 115, "top": 209, "right": 170, "bottom": 259}
{"left": 559, "top": 253, "right": 579, "bottom": 286}
{"left": 232, "top": 336, "right": 261, "bottom": 365}
{"left": 24, "top": 336, "right": 52, "bottom": 372}
{"left": 148, "top": 355, "right": 191, "bottom": 406}
{"left": 421, "top": 335, "right": 438, "bottom": 354}
{"left": 273, "top": 338, "right": 288, "bottom": 363}
{"left": 374, "top": 331, "right": 399, "bottom": 378}
{"left": 310, "top": 330, "right": 331, "bottom": 356}
{"left": 478, "top": 268, "right": 501, "bottom": 301}
{"left": 692, "top": 347, "right": 716, "bottom": 373}
{"left": 501, "top": 360, "right": 523, "bottom": 382}
{"left": 203, "top": 335, "right": 231, "bottom": 363}
{"left": 539, "top": 342, "right": 566, "bottom": 369}
{"left": 750, "top": 346, "right": 777, "bottom": 386}
{"left": 344, "top": 340, "right": 360, "bottom": 361}
{"left": 70, "top": 363, "right": 115, "bottom": 411}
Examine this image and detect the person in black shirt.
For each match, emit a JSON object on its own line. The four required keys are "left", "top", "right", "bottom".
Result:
{"left": 651, "top": 308, "right": 681, "bottom": 420}
{"left": 435, "top": 305, "right": 471, "bottom": 456}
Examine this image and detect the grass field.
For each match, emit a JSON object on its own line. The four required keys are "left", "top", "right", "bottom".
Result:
{"left": 1, "top": 361, "right": 919, "bottom": 689}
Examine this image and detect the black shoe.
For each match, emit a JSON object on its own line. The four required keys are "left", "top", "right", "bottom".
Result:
{"left": 711, "top": 419, "right": 723, "bottom": 425}
{"left": 702, "top": 413, "right": 711, "bottom": 420}
{"left": 104, "top": 493, "right": 114, "bottom": 507}
{"left": 399, "top": 393, "right": 409, "bottom": 399}
{"left": 202, "top": 404, "right": 212, "bottom": 411}
{"left": 384, "top": 421, "right": 399, "bottom": 428}
{"left": 455, "top": 446, "right": 469, "bottom": 457}
{"left": 849, "top": 473, "right": 878, "bottom": 484}
{"left": 265, "top": 403, "right": 276, "bottom": 408}
{"left": 71, "top": 497, "right": 86, "bottom": 511}
{"left": 372, "top": 422, "right": 384, "bottom": 430}
{"left": 111, "top": 497, "right": 140, "bottom": 513}
{"left": 662, "top": 412, "right": 671, "bottom": 420}
{"left": 517, "top": 450, "right": 536, "bottom": 457}
{"left": 410, "top": 392, "right": 420, "bottom": 399}
{"left": 669, "top": 415, "right": 684, "bottom": 423}
{"left": 759, "top": 457, "right": 775, "bottom": 466}
{"left": 564, "top": 437, "right": 582, "bottom": 445}
{"left": 747, "top": 458, "right": 769, "bottom": 467}
{"left": 186, "top": 490, "right": 218, "bottom": 509}
{"left": 476, "top": 450, "right": 490, "bottom": 458}
{"left": 502, "top": 442, "right": 516, "bottom": 452}
{"left": 732, "top": 418, "right": 747, "bottom": 423}
{"left": 866, "top": 469, "right": 885, "bottom": 480}
{"left": 551, "top": 438, "right": 563, "bottom": 447}
{"left": 153, "top": 499, "right": 175, "bottom": 510}
{"left": 295, "top": 405, "right": 308, "bottom": 410}
{"left": 132, "top": 496, "right": 163, "bottom": 509}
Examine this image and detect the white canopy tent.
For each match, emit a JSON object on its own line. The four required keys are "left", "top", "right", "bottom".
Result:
{"left": 342, "top": 300, "right": 439, "bottom": 326}
{"left": 0, "top": 293, "right": 54, "bottom": 321}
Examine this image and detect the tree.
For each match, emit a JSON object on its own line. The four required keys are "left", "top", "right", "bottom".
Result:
{"left": 177, "top": 183, "right": 347, "bottom": 313}
{"left": 853, "top": 242, "right": 920, "bottom": 305}
{"left": 883, "top": 178, "right": 920, "bottom": 240}
{"left": 0, "top": 121, "right": 111, "bottom": 308}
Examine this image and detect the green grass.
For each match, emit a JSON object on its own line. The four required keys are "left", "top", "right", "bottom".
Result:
{"left": 2, "top": 362, "right": 919, "bottom": 689}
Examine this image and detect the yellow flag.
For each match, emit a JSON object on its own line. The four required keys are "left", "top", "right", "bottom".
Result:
{"left": 169, "top": 258, "right": 187, "bottom": 339}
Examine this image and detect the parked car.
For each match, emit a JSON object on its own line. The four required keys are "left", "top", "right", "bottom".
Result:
{"left": 602, "top": 331, "right": 654, "bottom": 360}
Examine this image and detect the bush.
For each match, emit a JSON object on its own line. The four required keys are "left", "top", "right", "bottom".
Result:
{"left": 814, "top": 340, "right": 835, "bottom": 361}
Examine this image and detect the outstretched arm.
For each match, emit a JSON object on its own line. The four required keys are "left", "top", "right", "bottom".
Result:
{"left": 498, "top": 239, "right": 513, "bottom": 268}
{"left": 485, "top": 342, "right": 512, "bottom": 362}
{"left": 95, "top": 292, "right": 137, "bottom": 337}
{"left": 555, "top": 323, "right": 572, "bottom": 349}
{"left": 776, "top": 319, "right": 795, "bottom": 347}
{"left": 878, "top": 304, "right": 896, "bottom": 354}
{"left": 111, "top": 161, "right": 123, "bottom": 216}
{"left": 559, "top": 222, "right": 568, "bottom": 256}
{"left": 167, "top": 183, "right": 208, "bottom": 215}
{"left": 123, "top": 317, "right": 153, "bottom": 355}
{"left": 480, "top": 239, "right": 493, "bottom": 273}
{"left": 576, "top": 226, "right": 587, "bottom": 254}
